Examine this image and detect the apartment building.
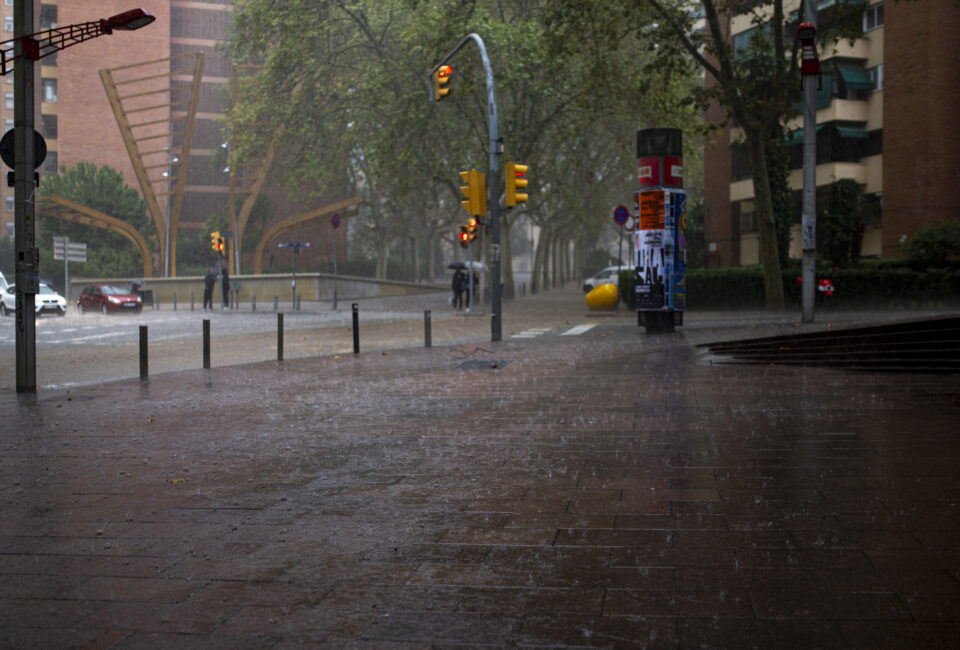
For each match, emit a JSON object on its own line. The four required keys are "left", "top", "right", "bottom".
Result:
{"left": 703, "top": 0, "right": 960, "bottom": 267}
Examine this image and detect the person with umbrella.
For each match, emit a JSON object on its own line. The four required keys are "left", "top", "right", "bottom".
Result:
{"left": 451, "top": 268, "right": 466, "bottom": 310}
{"left": 202, "top": 267, "right": 217, "bottom": 312}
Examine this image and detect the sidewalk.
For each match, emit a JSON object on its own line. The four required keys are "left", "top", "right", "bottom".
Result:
{"left": 2, "top": 290, "right": 959, "bottom": 647}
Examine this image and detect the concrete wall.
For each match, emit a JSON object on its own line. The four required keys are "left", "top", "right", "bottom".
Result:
{"left": 66, "top": 274, "right": 446, "bottom": 305}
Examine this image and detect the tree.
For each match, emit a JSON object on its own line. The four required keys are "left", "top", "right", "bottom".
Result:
{"left": 227, "top": 0, "right": 702, "bottom": 286}
{"left": 37, "top": 163, "right": 153, "bottom": 279}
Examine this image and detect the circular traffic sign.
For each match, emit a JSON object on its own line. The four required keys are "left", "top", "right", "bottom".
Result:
{"left": 0, "top": 128, "right": 47, "bottom": 170}
{"left": 331, "top": 213, "right": 341, "bottom": 229}
{"left": 613, "top": 204, "right": 629, "bottom": 226}
{"left": 623, "top": 216, "right": 636, "bottom": 232}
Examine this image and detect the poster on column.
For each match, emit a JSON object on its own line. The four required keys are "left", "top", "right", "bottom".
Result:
{"left": 634, "top": 229, "right": 669, "bottom": 309}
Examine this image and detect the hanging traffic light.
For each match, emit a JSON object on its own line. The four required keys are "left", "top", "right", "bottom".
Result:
{"left": 210, "top": 230, "right": 222, "bottom": 254}
{"left": 506, "top": 162, "right": 528, "bottom": 207}
{"left": 433, "top": 64, "right": 452, "bottom": 101}
{"left": 459, "top": 168, "right": 486, "bottom": 217}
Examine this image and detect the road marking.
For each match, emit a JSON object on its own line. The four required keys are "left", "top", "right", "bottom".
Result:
{"left": 561, "top": 324, "right": 597, "bottom": 336}
{"left": 510, "top": 327, "right": 552, "bottom": 339}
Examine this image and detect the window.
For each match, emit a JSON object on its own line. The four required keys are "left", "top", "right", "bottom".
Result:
{"left": 867, "top": 64, "right": 883, "bottom": 91}
{"left": 4, "top": 93, "right": 12, "bottom": 110}
{"left": 42, "top": 151, "right": 57, "bottom": 174}
{"left": 4, "top": 17, "right": 12, "bottom": 32}
{"left": 4, "top": 119, "right": 12, "bottom": 132}
{"left": 41, "top": 114, "right": 57, "bottom": 139}
{"left": 5, "top": 196, "right": 13, "bottom": 212}
{"left": 40, "top": 4, "right": 57, "bottom": 30}
{"left": 863, "top": 3, "right": 884, "bottom": 32}
{"left": 5, "top": 220, "right": 13, "bottom": 238}
{"left": 5, "top": 1, "right": 12, "bottom": 6}
{"left": 740, "top": 211, "right": 758, "bottom": 235}
{"left": 42, "top": 78, "right": 56, "bottom": 103}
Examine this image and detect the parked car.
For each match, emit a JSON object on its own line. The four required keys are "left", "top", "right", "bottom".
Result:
{"left": 0, "top": 271, "right": 7, "bottom": 292}
{"left": 0, "top": 283, "right": 68, "bottom": 317}
{"left": 76, "top": 283, "right": 143, "bottom": 314}
{"left": 583, "top": 265, "right": 635, "bottom": 292}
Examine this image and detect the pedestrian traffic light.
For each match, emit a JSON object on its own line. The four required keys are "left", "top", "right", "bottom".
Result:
{"left": 459, "top": 168, "right": 486, "bottom": 217}
{"left": 434, "top": 64, "right": 452, "bottom": 101}
{"left": 506, "top": 162, "right": 528, "bottom": 207}
{"left": 210, "top": 230, "right": 224, "bottom": 255}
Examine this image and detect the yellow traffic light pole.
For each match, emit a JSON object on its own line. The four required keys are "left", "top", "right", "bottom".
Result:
{"left": 429, "top": 34, "right": 502, "bottom": 341}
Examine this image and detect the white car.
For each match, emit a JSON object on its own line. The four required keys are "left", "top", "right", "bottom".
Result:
{"left": 0, "top": 283, "right": 68, "bottom": 317}
{"left": 583, "top": 265, "right": 635, "bottom": 292}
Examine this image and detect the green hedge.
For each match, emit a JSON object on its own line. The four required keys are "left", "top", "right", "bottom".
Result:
{"left": 620, "top": 266, "right": 960, "bottom": 310}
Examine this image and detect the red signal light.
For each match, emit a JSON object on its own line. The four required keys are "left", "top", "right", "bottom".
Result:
{"left": 438, "top": 64, "right": 451, "bottom": 78}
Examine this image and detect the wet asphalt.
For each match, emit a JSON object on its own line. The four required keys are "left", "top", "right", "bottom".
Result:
{"left": 2, "top": 288, "right": 959, "bottom": 648}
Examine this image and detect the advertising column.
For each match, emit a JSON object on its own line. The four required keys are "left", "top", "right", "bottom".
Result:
{"left": 634, "top": 128, "right": 686, "bottom": 333}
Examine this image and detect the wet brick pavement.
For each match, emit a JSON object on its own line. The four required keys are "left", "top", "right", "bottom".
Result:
{"left": 2, "top": 290, "right": 960, "bottom": 648}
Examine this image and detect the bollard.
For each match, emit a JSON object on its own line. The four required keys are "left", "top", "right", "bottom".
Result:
{"left": 252, "top": 295, "right": 257, "bottom": 311}
{"left": 139, "top": 325, "right": 148, "bottom": 380}
{"left": 277, "top": 312, "right": 284, "bottom": 361}
{"left": 274, "top": 296, "right": 278, "bottom": 312}
{"left": 352, "top": 303, "right": 360, "bottom": 354}
{"left": 296, "top": 295, "right": 301, "bottom": 311}
{"left": 173, "top": 292, "right": 177, "bottom": 311}
{"left": 424, "top": 309, "right": 432, "bottom": 348}
{"left": 203, "top": 319, "right": 211, "bottom": 369}
{"left": 190, "top": 291, "right": 195, "bottom": 311}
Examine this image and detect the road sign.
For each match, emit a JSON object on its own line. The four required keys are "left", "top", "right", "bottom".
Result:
{"left": 0, "top": 128, "right": 47, "bottom": 170}
{"left": 53, "top": 237, "right": 87, "bottom": 262}
{"left": 613, "top": 204, "right": 629, "bottom": 226}
{"left": 331, "top": 213, "right": 341, "bottom": 229}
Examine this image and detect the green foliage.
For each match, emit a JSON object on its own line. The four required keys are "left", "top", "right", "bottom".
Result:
{"left": 37, "top": 162, "right": 153, "bottom": 279}
{"left": 684, "top": 198, "right": 706, "bottom": 269}
{"left": 820, "top": 178, "right": 875, "bottom": 267}
{"left": 902, "top": 222, "right": 960, "bottom": 270}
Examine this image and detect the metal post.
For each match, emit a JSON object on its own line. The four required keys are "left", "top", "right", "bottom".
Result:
{"left": 202, "top": 319, "right": 210, "bottom": 369}
{"left": 424, "top": 309, "right": 432, "bottom": 348}
{"left": 352, "top": 303, "right": 359, "bottom": 354}
{"left": 252, "top": 295, "right": 256, "bottom": 311}
{"left": 801, "top": 3, "right": 818, "bottom": 323}
{"left": 277, "top": 312, "right": 283, "bottom": 361}
{"left": 616, "top": 226, "right": 624, "bottom": 312}
{"left": 291, "top": 247, "right": 297, "bottom": 309}
{"left": 273, "top": 295, "right": 278, "bottom": 311}
{"left": 173, "top": 292, "right": 177, "bottom": 311}
{"left": 190, "top": 291, "right": 194, "bottom": 311}
{"left": 332, "top": 228, "right": 338, "bottom": 310}
{"left": 63, "top": 236, "right": 69, "bottom": 308}
{"left": 139, "top": 325, "right": 148, "bottom": 380}
{"left": 14, "top": 0, "right": 37, "bottom": 393}
{"left": 467, "top": 242, "right": 474, "bottom": 312}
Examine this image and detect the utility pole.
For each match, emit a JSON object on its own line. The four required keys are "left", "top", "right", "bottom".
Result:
{"left": 799, "top": 7, "right": 820, "bottom": 323}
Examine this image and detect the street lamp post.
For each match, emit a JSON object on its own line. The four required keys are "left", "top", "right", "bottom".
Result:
{"left": 4, "top": 6, "right": 155, "bottom": 394}
{"left": 429, "top": 34, "right": 502, "bottom": 341}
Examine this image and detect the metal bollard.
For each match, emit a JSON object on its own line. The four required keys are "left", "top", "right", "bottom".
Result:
{"left": 173, "top": 292, "right": 177, "bottom": 311}
{"left": 424, "top": 309, "right": 432, "bottom": 348}
{"left": 277, "top": 312, "right": 284, "bottom": 361}
{"left": 296, "top": 295, "right": 301, "bottom": 311}
{"left": 274, "top": 296, "right": 278, "bottom": 312}
{"left": 190, "top": 291, "right": 195, "bottom": 311}
{"left": 203, "top": 319, "right": 210, "bottom": 369}
{"left": 139, "top": 325, "right": 148, "bottom": 380}
{"left": 352, "top": 303, "right": 360, "bottom": 354}
{"left": 252, "top": 295, "right": 257, "bottom": 311}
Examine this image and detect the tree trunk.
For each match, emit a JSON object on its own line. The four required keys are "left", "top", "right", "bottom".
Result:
{"left": 746, "top": 130, "right": 785, "bottom": 311}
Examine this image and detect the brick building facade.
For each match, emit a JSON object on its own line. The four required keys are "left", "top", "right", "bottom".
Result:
{"left": 703, "top": 0, "right": 960, "bottom": 267}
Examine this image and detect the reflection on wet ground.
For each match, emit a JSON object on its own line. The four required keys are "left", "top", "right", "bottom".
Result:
{"left": 2, "top": 290, "right": 959, "bottom": 647}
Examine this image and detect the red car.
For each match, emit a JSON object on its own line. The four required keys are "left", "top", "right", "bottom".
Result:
{"left": 76, "top": 283, "right": 143, "bottom": 314}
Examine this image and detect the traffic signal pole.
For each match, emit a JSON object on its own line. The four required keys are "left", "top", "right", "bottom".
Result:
{"left": 429, "top": 34, "right": 502, "bottom": 341}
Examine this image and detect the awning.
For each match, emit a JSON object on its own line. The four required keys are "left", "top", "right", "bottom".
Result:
{"left": 836, "top": 63, "right": 873, "bottom": 90}
{"left": 784, "top": 123, "right": 825, "bottom": 146}
{"left": 835, "top": 126, "right": 868, "bottom": 140}
{"left": 785, "top": 123, "right": 867, "bottom": 145}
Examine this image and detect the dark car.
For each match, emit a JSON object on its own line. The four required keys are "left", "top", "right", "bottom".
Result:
{"left": 77, "top": 283, "right": 143, "bottom": 315}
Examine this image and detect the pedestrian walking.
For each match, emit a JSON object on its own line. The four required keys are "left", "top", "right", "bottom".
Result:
{"left": 452, "top": 269, "right": 465, "bottom": 310}
{"left": 202, "top": 267, "right": 217, "bottom": 312}
{"left": 221, "top": 266, "right": 231, "bottom": 309}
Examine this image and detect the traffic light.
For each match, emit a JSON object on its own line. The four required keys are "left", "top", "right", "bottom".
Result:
{"left": 210, "top": 230, "right": 224, "bottom": 255}
{"left": 458, "top": 225, "right": 470, "bottom": 249}
{"left": 459, "top": 168, "right": 486, "bottom": 217}
{"left": 433, "top": 64, "right": 452, "bottom": 101}
{"left": 506, "top": 162, "right": 528, "bottom": 207}
{"left": 466, "top": 217, "right": 478, "bottom": 242}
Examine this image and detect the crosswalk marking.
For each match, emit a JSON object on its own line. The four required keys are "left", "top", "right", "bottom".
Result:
{"left": 561, "top": 324, "right": 596, "bottom": 336}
